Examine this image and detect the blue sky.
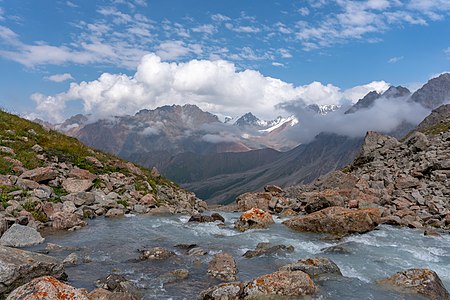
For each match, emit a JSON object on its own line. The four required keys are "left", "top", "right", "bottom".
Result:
{"left": 0, "top": 0, "right": 449, "bottom": 122}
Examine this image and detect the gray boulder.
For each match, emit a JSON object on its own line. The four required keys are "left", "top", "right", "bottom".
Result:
{"left": 0, "top": 246, "right": 65, "bottom": 297}
{"left": 0, "top": 224, "right": 44, "bottom": 247}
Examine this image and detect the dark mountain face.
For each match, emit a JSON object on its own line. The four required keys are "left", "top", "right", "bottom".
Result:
{"left": 234, "top": 112, "right": 260, "bottom": 127}
{"left": 411, "top": 73, "right": 450, "bottom": 109}
{"left": 183, "top": 133, "right": 363, "bottom": 204}
{"left": 345, "top": 86, "right": 411, "bottom": 114}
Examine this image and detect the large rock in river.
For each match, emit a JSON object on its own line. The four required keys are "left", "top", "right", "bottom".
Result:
{"left": 207, "top": 252, "right": 237, "bottom": 281}
{"left": 234, "top": 208, "right": 274, "bottom": 232}
{"left": 378, "top": 268, "right": 449, "bottom": 300}
{"left": 199, "top": 282, "right": 244, "bottom": 300}
{"left": 0, "top": 246, "right": 65, "bottom": 297}
{"left": 282, "top": 206, "right": 381, "bottom": 236}
{"left": 279, "top": 256, "right": 342, "bottom": 279}
{"left": 6, "top": 276, "right": 88, "bottom": 300}
{"left": 0, "top": 224, "right": 44, "bottom": 247}
{"left": 244, "top": 270, "right": 317, "bottom": 298}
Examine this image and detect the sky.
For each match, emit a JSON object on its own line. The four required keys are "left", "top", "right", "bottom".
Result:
{"left": 0, "top": 0, "right": 449, "bottom": 123}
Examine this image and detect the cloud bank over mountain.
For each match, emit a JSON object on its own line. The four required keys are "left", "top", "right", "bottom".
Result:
{"left": 30, "top": 53, "right": 389, "bottom": 123}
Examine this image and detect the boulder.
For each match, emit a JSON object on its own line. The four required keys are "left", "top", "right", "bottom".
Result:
{"left": 85, "top": 156, "right": 104, "bottom": 168}
{"left": 279, "top": 257, "right": 342, "bottom": 279}
{"left": 264, "top": 185, "right": 283, "bottom": 194}
{"left": 243, "top": 242, "right": 294, "bottom": 258}
{"left": 52, "top": 212, "right": 87, "bottom": 230}
{"left": 207, "top": 252, "right": 237, "bottom": 281}
{"left": 235, "top": 192, "right": 272, "bottom": 211}
{"left": 378, "top": 268, "right": 449, "bottom": 300}
{"left": 6, "top": 276, "right": 88, "bottom": 300}
{"left": 62, "top": 178, "right": 93, "bottom": 193}
{"left": 61, "top": 192, "right": 96, "bottom": 207}
{"left": 63, "top": 253, "right": 79, "bottom": 266}
{"left": 0, "top": 175, "right": 12, "bottom": 186}
{"left": 199, "top": 282, "right": 244, "bottom": 300}
{"left": 139, "top": 193, "right": 155, "bottom": 206}
{"left": 15, "top": 178, "right": 39, "bottom": 190}
{"left": 95, "top": 273, "right": 140, "bottom": 298}
{"left": 68, "top": 168, "right": 97, "bottom": 181}
{"left": 283, "top": 206, "right": 381, "bottom": 236}
{"left": 105, "top": 208, "right": 125, "bottom": 218}
{"left": 234, "top": 208, "right": 274, "bottom": 232}
{"left": 0, "top": 224, "right": 44, "bottom": 247}
{"left": 140, "top": 247, "right": 176, "bottom": 260}
{"left": 0, "top": 246, "right": 65, "bottom": 296}
{"left": 188, "top": 213, "right": 225, "bottom": 223}
{"left": 0, "top": 217, "right": 8, "bottom": 237}
{"left": 19, "top": 167, "right": 58, "bottom": 183}
{"left": 244, "top": 270, "right": 317, "bottom": 298}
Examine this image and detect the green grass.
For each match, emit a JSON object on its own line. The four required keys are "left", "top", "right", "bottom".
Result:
{"left": 0, "top": 109, "right": 181, "bottom": 196}
{"left": 117, "top": 199, "right": 128, "bottom": 207}
{"left": 420, "top": 121, "right": 450, "bottom": 135}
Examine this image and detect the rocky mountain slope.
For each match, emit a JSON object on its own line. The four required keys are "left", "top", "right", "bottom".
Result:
{"left": 281, "top": 104, "right": 450, "bottom": 230}
{"left": 0, "top": 109, "right": 206, "bottom": 236}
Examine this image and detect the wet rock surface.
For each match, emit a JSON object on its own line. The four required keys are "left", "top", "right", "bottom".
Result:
{"left": 207, "top": 252, "right": 237, "bottom": 281}
{"left": 378, "top": 268, "right": 450, "bottom": 300}
{"left": 234, "top": 208, "right": 274, "bottom": 232}
{"left": 282, "top": 206, "right": 381, "bottom": 236}
{"left": 243, "top": 242, "right": 294, "bottom": 258}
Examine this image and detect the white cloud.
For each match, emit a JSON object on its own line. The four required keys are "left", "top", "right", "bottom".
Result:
{"left": 192, "top": 24, "right": 216, "bottom": 35}
{"left": 201, "top": 133, "right": 238, "bottom": 144}
{"left": 156, "top": 41, "right": 202, "bottom": 60}
{"left": 0, "top": 7, "right": 5, "bottom": 21}
{"left": 66, "top": 1, "right": 78, "bottom": 8}
{"left": 225, "top": 23, "right": 260, "bottom": 33}
{"left": 445, "top": 47, "right": 450, "bottom": 55}
{"left": 272, "top": 62, "right": 285, "bottom": 67}
{"left": 30, "top": 54, "right": 392, "bottom": 123}
{"left": 211, "top": 14, "right": 230, "bottom": 22}
{"left": 45, "top": 73, "right": 74, "bottom": 82}
{"left": 343, "top": 81, "right": 390, "bottom": 103}
{"left": 298, "top": 7, "right": 310, "bottom": 16}
{"left": 140, "top": 127, "right": 159, "bottom": 136}
{"left": 279, "top": 48, "right": 292, "bottom": 58}
{"left": 388, "top": 56, "right": 404, "bottom": 64}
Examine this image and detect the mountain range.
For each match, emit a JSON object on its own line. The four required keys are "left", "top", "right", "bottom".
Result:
{"left": 51, "top": 73, "right": 450, "bottom": 204}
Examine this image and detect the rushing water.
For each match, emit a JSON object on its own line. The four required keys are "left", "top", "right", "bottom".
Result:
{"left": 27, "top": 212, "right": 450, "bottom": 299}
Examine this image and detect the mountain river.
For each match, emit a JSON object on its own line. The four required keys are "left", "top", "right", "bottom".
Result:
{"left": 27, "top": 212, "right": 450, "bottom": 299}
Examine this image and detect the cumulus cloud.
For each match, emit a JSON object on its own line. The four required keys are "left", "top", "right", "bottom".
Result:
{"left": 30, "top": 53, "right": 393, "bottom": 123}
{"left": 279, "top": 96, "right": 430, "bottom": 143}
{"left": 45, "top": 73, "right": 74, "bottom": 82}
{"left": 140, "top": 127, "right": 160, "bottom": 136}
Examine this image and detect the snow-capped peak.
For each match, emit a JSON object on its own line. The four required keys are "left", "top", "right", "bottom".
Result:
{"left": 259, "top": 115, "right": 299, "bottom": 133}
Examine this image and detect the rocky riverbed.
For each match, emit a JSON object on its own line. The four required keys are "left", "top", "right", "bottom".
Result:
{"left": 11, "top": 212, "right": 450, "bottom": 299}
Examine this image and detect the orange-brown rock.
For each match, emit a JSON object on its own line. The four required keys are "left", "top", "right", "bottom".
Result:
{"left": 378, "top": 268, "right": 449, "bottom": 300}
{"left": 236, "top": 192, "right": 272, "bottom": 211}
{"left": 68, "top": 168, "right": 97, "bottom": 181}
{"left": 20, "top": 167, "right": 58, "bottom": 183}
{"left": 6, "top": 276, "right": 89, "bottom": 300}
{"left": 283, "top": 206, "right": 381, "bottom": 236}
{"left": 234, "top": 208, "right": 274, "bottom": 232}
{"left": 244, "top": 270, "right": 317, "bottom": 298}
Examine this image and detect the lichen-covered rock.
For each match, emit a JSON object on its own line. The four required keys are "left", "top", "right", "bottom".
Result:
{"left": 234, "top": 208, "right": 274, "bottom": 232}
{"left": 244, "top": 270, "right": 317, "bottom": 298}
{"left": 0, "top": 246, "right": 65, "bottom": 296}
{"left": 199, "top": 282, "right": 244, "bottom": 300}
{"left": 207, "top": 252, "right": 237, "bottom": 281}
{"left": 279, "top": 257, "right": 342, "bottom": 279}
{"left": 140, "top": 247, "right": 176, "bottom": 260}
{"left": 235, "top": 192, "right": 272, "bottom": 211}
{"left": 378, "top": 268, "right": 450, "bottom": 300}
{"left": 6, "top": 276, "right": 88, "bottom": 300}
{"left": 283, "top": 206, "right": 381, "bottom": 236}
{"left": 0, "top": 224, "right": 44, "bottom": 247}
